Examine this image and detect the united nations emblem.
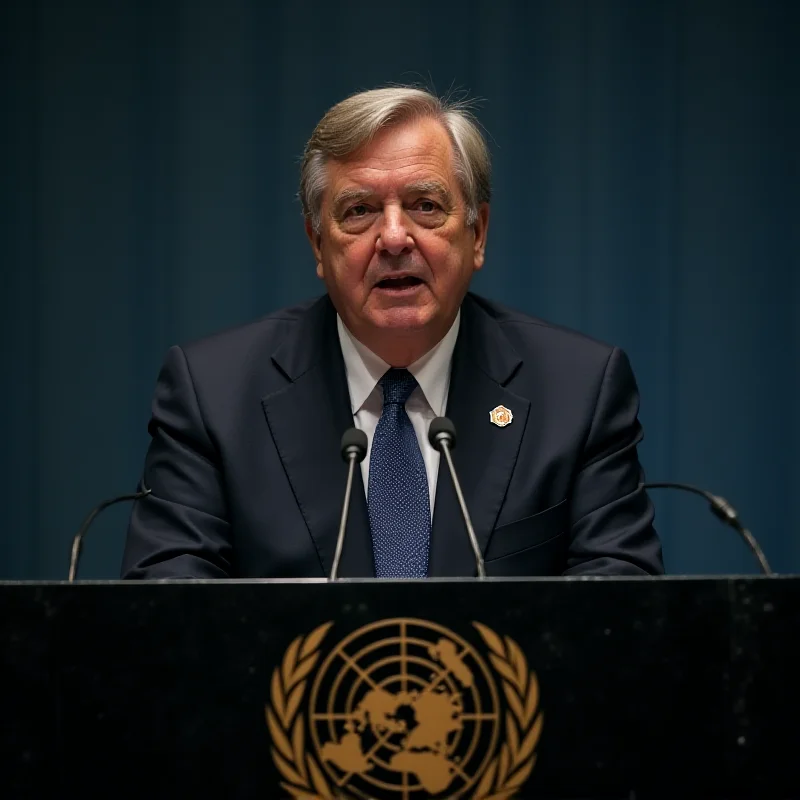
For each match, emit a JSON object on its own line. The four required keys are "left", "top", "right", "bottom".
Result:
{"left": 266, "top": 618, "right": 543, "bottom": 799}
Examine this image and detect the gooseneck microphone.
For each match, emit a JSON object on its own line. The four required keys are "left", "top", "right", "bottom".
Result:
{"left": 69, "top": 487, "right": 152, "bottom": 582}
{"left": 330, "top": 428, "right": 369, "bottom": 580}
{"left": 428, "top": 417, "right": 486, "bottom": 579}
{"left": 644, "top": 482, "right": 772, "bottom": 575}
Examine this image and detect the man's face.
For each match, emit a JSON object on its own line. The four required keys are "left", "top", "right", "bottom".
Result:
{"left": 306, "top": 117, "right": 489, "bottom": 361}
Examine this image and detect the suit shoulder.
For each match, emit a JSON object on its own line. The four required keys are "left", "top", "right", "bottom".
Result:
{"left": 467, "top": 293, "right": 617, "bottom": 362}
{"left": 176, "top": 296, "right": 321, "bottom": 365}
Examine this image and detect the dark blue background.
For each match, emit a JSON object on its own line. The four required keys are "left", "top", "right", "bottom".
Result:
{"left": 2, "top": 0, "right": 797, "bottom": 579}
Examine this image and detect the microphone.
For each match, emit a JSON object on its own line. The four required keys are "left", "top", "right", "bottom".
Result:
{"left": 644, "top": 482, "right": 772, "bottom": 575}
{"left": 330, "top": 428, "right": 368, "bottom": 580}
{"left": 69, "top": 487, "right": 152, "bottom": 582}
{"left": 428, "top": 417, "right": 486, "bottom": 579}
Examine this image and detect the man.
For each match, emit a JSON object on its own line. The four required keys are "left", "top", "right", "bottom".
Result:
{"left": 121, "top": 86, "right": 663, "bottom": 579}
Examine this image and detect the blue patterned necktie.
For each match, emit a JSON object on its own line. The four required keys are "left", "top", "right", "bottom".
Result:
{"left": 368, "top": 368, "right": 431, "bottom": 578}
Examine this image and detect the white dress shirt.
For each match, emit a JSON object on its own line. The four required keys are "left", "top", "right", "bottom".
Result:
{"left": 336, "top": 312, "right": 460, "bottom": 518}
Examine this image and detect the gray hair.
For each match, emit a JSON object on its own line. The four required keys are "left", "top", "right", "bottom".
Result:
{"left": 299, "top": 86, "right": 491, "bottom": 233}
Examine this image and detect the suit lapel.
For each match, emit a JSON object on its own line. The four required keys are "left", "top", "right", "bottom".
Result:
{"left": 261, "top": 297, "right": 375, "bottom": 578}
{"left": 428, "top": 295, "right": 530, "bottom": 577}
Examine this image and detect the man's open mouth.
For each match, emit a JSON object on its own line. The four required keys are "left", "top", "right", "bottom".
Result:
{"left": 375, "top": 276, "right": 424, "bottom": 290}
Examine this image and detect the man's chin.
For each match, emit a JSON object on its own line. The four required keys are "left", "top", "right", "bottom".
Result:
{"left": 366, "top": 305, "right": 436, "bottom": 332}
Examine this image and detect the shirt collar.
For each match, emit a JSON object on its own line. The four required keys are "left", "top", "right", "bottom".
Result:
{"left": 337, "top": 311, "right": 460, "bottom": 415}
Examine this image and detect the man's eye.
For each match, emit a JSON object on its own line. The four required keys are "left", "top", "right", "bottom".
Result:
{"left": 346, "top": 204, "right": 369, "bottom": 217}
{"left": 415, "top": 200, "right": 438, "bottom": 213}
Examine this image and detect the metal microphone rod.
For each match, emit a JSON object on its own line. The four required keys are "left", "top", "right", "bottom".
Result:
{"left": 731, "top": 526, "right": 772, "bottom": 576}
{"left": 330, "top": 428, "right": 367, "bottom": 581}
{"left": 330, "top": 453, "right": 358, "bottom": 581}
{"left": 645, "top": 482, "right": 715, "bottom": 504}
{"left": 644, "top": 481, "right": 772, "bottom": 575}
{"left": 69, "top": 489, "right": 151, "bottom": 582}
{"left": 440, "top": 442, "right": 486, "bottom": 579}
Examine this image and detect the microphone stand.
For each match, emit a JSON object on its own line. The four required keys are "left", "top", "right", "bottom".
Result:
{"left": 439, "top": 442, "right": 486, "bottom": 578}
{"left": 69, "top": 488, "right": 151, "bottom": 582}
{"left": 330, "top": 429, "right": 368, "bottom": 580}
{"left": 645, "top": 482, "right": 772, "bottom": 575}
{"left": 428, "top": 417, "right": 486, "bottom": 579}
{"left": 330, "top": 456, "right": 358, "bottom": 580}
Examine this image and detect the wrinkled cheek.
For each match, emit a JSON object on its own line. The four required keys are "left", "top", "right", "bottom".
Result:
{"left": 427, "top": 255, "right": 460, "bottom": 289}
{"left": 338, "top": 242, "right": 372, "bottom": 278}
{"left": 327, "top": 263, "right": 369, "bottom": 310}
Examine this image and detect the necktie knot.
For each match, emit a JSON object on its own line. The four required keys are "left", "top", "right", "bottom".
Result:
{"left": 380, "top": 368, "right": 418, "bottom": 406}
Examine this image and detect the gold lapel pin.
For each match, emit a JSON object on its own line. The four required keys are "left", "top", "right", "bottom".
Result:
{"left": 489, "top": 405, "right": 513, "bottom": 427}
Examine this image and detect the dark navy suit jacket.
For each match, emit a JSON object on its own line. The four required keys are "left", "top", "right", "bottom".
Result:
{"left": 121, "top": 293, "right": 664, "bottom": 579}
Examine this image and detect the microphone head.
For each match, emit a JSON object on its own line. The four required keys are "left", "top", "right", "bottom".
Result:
{"left": 340, "top": 427, "right": 368, "bottom": 462}
{"left": 428, "top": 416, "right": 456, "bottom": 451}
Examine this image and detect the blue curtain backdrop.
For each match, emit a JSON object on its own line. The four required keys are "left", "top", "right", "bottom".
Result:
{"left": 2, "top": 0, "right": 797, "bottom": 579}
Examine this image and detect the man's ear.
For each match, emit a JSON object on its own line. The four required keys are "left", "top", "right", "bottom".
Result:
{"left": 472, "top": 203, "right": 490, "bottom": 271}
{"left": 305, "top": 217, "right": 324, "bottom": 279}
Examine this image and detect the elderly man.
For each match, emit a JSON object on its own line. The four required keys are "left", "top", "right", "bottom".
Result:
{"left": 122, "top": 86, "right": 664, "bottom": 579}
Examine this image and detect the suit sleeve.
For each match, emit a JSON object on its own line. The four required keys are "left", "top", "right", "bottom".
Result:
{"left": 121, "top": 346, "right": 233, "bottom": 579}
{"left": 563, "top": 347, "right": 664, "bottom": 576}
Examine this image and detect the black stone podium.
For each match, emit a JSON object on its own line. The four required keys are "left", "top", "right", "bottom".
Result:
{"left": 2, "top": 576, "right": 798, "bottom": 799}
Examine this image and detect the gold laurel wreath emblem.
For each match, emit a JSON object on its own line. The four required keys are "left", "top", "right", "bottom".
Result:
{"left": 471, "top": 622, "right": 543, "bottom": 800}
{"left": 265, "top": 621, "right": 542, "bottom": 800}
{"left": 266, "top": 621, "right": 336, "bottom": 799}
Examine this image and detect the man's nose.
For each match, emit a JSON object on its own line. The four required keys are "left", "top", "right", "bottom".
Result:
{"left": 376, "top": 206, "right": 413, "bottom": 256}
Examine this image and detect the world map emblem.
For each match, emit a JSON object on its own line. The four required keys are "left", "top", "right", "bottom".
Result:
{"left": 266, "top": 618, "right": 543, "bottom": 799}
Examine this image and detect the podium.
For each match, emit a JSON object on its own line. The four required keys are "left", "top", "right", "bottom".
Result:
{"left": 2, "top": 576, "right": 798, "bottom": 798}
